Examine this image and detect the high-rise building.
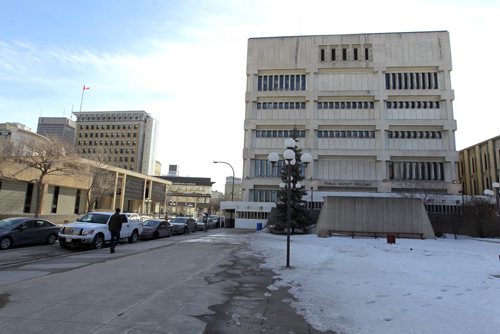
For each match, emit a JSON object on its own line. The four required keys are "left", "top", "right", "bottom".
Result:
{"left": 37, "top": 117, "right": 76, "bottom": 145}
{"left": 242, "top": 31, "right": 459, "bottom": 202}
{"left": 73, "top": 110, "right": 158, "bottom": 174}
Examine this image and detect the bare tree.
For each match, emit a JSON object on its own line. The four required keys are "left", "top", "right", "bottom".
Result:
{"left": 396, "top": 180, "right": 447, "bottom": 204}
{"left": 0, "top": 136, "right": 81, "bottom": 217}
{"left": 84, "top": 150, "right": 116, "bottom": 212}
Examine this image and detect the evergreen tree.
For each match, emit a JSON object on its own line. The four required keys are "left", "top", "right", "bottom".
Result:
{"left": 273, "top": 131, "right": 311, "bottom": 232}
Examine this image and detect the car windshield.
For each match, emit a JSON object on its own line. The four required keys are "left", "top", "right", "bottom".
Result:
{"left": 143, "top": 220, "right": 160, "bottom": 227}
{"left": 171, "top": 218, "right": 186, "bottom": 223}
{"left": 0, "top": 218, "right": 23, "bottom": 229}
{"left": 78, "top": 213, "right": 109, "bottom": 224}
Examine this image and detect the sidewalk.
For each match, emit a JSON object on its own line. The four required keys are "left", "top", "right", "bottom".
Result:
{"left": 203, "top": 245, "right": 335, "bottom": 334}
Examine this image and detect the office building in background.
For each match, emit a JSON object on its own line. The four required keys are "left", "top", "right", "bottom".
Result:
{"left": 37, "top": 117, "right": 76, "bottom": 145}
{"left": 73, "top": 110, "right": 158, "bottom": 174}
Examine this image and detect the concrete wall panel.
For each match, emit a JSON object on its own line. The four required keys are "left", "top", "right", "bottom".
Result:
{"left": 316, "top": 196, "right": 435, "bottom": 238}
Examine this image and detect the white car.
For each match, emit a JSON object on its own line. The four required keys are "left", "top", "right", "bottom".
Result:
{"left": 58, "top": 212, "right": 143, "bottom": 249}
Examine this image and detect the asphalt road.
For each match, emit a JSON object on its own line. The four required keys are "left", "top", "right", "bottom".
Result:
{"left": 0, "top": 229, "right": 333, "bottom": 334}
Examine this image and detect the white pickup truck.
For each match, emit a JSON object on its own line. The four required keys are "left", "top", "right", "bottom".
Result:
{"left": 58, "top": 212, "right": 143, "bottom": 249}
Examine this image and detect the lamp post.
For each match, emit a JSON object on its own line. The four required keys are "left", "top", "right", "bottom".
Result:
{"left": 310, "top": 186, "right": 314, "bottom": 210}
{"left": 268, "top": 138, "right": 312, "bottom": 268}
{"left": 213, "top": 161, "right": 235, "bottom": 228}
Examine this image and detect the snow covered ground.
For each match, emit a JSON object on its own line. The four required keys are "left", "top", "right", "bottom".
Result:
{"left": 245, "top": 232, "right": 500, "bottom": 334}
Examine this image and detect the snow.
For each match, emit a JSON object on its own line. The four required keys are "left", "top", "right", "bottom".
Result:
{"left": 245, "top": 232, "right": 500, "bottom": 334}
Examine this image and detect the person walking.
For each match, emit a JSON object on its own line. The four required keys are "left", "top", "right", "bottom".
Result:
{"left": 108, "top": 208, "right": 124, "bottom": 253}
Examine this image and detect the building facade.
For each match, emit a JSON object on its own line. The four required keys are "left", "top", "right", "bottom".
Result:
{"left": 37, "top": 117, "right": 76, "bottom": 145}
{"left": 459, "top": 135, "right": 500, "bottom": 196}
{"left": 1, "top": 123, "right": 47, "bottom": 155}
{"left": 73, "top": 110, "right": 158, "bottom": 174}
{"left": 224, "top": 176, "right": 242, "bottom": 201}
{"left": 242, "top": 31, "right": 460, "bottom": 202}
{"left": 157, "top": 176, "right": 214, "bottom": 218}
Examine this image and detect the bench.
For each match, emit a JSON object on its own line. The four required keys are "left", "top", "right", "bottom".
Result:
{"left": 327, "top": 230, "right": 424, "bottom": 240}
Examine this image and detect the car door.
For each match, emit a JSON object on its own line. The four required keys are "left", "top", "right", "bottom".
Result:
{"left": 14, "top": 220, "right": 39, "bottom": 245}
{"left": 120, "top": 214, "right": 131, "bottom": 237}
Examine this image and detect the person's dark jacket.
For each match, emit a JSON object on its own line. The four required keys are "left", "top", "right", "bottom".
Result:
{"left": 108, "top": 213, "right": 124, "bottom": 232}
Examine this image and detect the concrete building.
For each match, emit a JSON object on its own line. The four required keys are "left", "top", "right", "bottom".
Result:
{"left": 0, "top": 158, "right": 171, "bottom": 222}
{"left": 1, "top": 123, "right": 47, "bottom": 152}
{"left": 242, "top": 31, "right": 460, "bottom": 204}
{"left": 459, "top": 135, "right": 500, "bottom": 196}
{"left": 73, "top": 110, "right": 159, "bottom": 174}
{"left": 37, "top": 117, "right": 76, "bottom": 145}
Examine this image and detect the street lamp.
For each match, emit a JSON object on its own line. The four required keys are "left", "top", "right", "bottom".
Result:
{"left": 268, "top": 138, "right": 312, "bottom": 268}
{"left": 213, "top": 161, "right": 235, "bottom": 228}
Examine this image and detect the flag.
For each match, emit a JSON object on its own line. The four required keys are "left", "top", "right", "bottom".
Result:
{"left": 83, "top": 85, "right": 90, "bottom": 90}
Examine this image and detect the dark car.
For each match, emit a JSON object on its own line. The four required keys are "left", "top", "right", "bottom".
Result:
{"left": 140, "top": 219, "right": 173, "bottom": 239}
{"left": 208, "top": 215, "right": 223, "bottom": 228}
{"left": 0, "top": 217, "right": 60, "bottom": 250}
{"left": 170, "top": 217, "right": 197, "bottom": 234}
{"left": 196, "top": 218, "right": 216, "bottom": 231}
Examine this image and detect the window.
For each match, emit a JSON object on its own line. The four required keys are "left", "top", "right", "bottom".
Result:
{"left": 353, "top": 48, "right": 358, "bottom": 60}
{"left": 331, "top": 48, "right": 336, "bottom": 61}
{"left": 364, "top": 48, "right": 369, "bottom": 60}
{"left": 320, "top": 48, "right": 325, "bottom": 61}
{"left": 342, "top": 48, "right": 347, "bottom": 61}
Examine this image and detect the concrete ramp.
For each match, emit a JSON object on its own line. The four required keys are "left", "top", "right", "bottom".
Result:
{"left": 316, "top": 196, "right": 435, "bottom": 239}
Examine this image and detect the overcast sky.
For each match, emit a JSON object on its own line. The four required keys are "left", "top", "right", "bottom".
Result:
{"left": 1, "top": 0, "right": 498, "bottom": 192}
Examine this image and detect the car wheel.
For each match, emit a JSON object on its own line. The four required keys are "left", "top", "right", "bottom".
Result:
{"left": 168, "top": 230, "right": 173, "bottom": 237}
{"left": 153, "top": 231, "right": 160, "bottom": 239}
{"left": 184, "top": 227, "right": 188, "bottom": 234}
{"left": 128, "top": 230, "right": 138, "bottom": 243}
{"left": 91, "top": 234, "right": 104, "bottom": 249}
{"left": 46, "top": 234, "right": 57, "bottom": 245}
{"left": 0, "top": 237, "right": 12, "bottom": 250}
{"left": 191, "top": 226, "right": 196, "bottom": 233}
{"left": 59, "top": 241, "right": 68, "bottom": 249}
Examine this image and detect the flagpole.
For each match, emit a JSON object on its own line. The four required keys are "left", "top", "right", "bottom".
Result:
{"left": 79, "top": 85, "right": 88, "bottom": 112}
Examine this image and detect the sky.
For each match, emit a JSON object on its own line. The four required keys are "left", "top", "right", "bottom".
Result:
{"left": 246, "top": 232, "right": 500, "bottom": 333}
{"left": 0, "top": 0, "right": 499, "bottom": 192}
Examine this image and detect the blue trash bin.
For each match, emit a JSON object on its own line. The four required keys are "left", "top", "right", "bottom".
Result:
{"left": 256, "top": 222, "right": 263, "bottom": 231}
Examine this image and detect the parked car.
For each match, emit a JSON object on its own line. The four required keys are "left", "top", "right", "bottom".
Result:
{"left": 170, "top": 217, "right": 197, "bottom": 234}
{"left": 196, "top": 218, "right": 216, "bottom": 231}
{"left": 0, "top": 217, "right": 60, "bottom": 250}
{"left": 208, "top": 215, "right": 222, "bottom": 228}
{"left": 58, "top": 211, "right": 143, "bottom": 249}
{"left": 140, "top": 219, "right": 173, "bottom": 239}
